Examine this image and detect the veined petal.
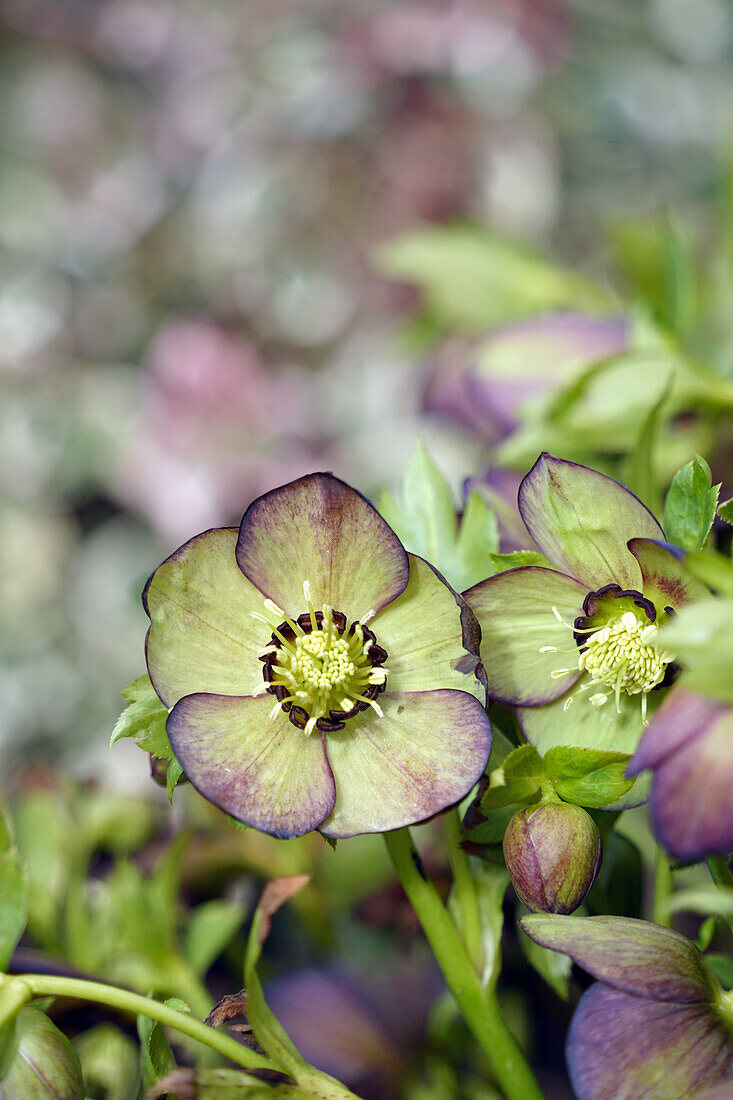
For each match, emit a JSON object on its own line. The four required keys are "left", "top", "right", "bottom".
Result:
{"left": 628, "top": 539, "right": 710, "bottom": 613}
{"left": 519, "top": 914, "right": 715, "bottom": 1003}
{"left": 167, "top": 694, "right": 336, "bottom": 838}
{"left": 321, "top": 691, "right": 492, "bottom": 838}
{"left": 236, "top": 473, "right": 409, "bottom": 623}
{"left": 145, "top": 528, "right": 269, "bottom": 707}
{"left": 464, "top": 567, "right": 587, "bottom": 705}
{"left": 374, "top": 555, "right": 484, "bottom": 701}
{"left": 628, "top": 687, "right": 725, "bottom": 774}
{"left": 518, "top": 682, "right": 657, "bottom": 758}
{"left": 518, "top": 454, "right": 664, "bottom": 591}
{"left": 567, "top": 985, "right": 733, "bottom": 1100}
{"left": 648, "top": 707, "right": 733, "bottom": 862}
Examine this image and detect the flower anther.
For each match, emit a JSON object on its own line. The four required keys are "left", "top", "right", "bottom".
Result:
{"left": 253, "top": 582, "right": 389, "bottom": 737}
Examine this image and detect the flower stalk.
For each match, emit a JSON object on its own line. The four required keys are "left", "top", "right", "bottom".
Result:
{"left": 384, "top": 827, "right": 545, "bottom": 1100}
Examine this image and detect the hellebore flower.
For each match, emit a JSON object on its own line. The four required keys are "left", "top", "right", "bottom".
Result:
{"left": 628, "top": 686, "right": 733, "bottom": 861}
{"left": 503, "top": 801, "right": 602, "bottom": 914}
{"left": 144, "top": 473, "right": 491, "bottom": 839}
{"left": 424, "top": 314, "right": 628, "bottom": 444}
{"left": 464, "top": 453, "right": 708, "bottom": 766}
{"left": 520, "top": 914, "right": 733, "bottom": 1100}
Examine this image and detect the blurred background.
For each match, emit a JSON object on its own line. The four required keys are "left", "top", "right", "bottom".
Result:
{"left": 3, "top": 2, "right": 733, "bottom": 1096}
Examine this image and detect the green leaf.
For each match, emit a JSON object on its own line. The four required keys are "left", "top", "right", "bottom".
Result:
{"left": 74, "top": 1024, "right": 141, "bottom": 1100}
{"left": 718, "top": 497, "right": 733, "bottom": 526}
{"left": 137, "top": 1011, "right": 177, "bottom": 1088}
{"left": 166, "top": 760, "right": 184, "bottom": 805}
{"left": 378, "top": 443, "right": 500, "bottom": 591}
{"left": 149, "top": 1068, "right": 324, "bottom": 1098}
{"left": 517, "top": 913, "right": 572, "bottom": 999}
{"left": 543, "top": 747, "right": 635, "bottom": 808}
{"left": 473, "top": 864, "right": 510, "bottom": 989}
{"left": 111, "top": 675, "right": 173, "bottom": 760}
{"left": 660, "top": 886, "right": 733, "bottom": 919}
{"left": 663, "top": 456, "right": 721, "bottom": 551}
{"left": 375, "top": 225, "right": 610, "bottom": 331}
{"left": 480, "top": 745, "right": 545, "bottom": 812}
{"left": 0, "top": 849, "right": 29, "bottom": 970}
{"left": 185, "top": 901, "right": 244, "bottom": 977}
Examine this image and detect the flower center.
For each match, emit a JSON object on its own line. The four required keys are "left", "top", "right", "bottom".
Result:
{"left": 544, "top": 585, "right": 675, "bottom": 720}
{"left": 252, "top": 583, "right": 388, "bottom": 737}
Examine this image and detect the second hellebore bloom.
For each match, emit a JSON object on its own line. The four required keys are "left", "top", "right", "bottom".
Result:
{"left": 144, "top": 473, "right": 492, "bottom": 839}
{"left": 465, "top": 454, "right": 708, "bottom": 764}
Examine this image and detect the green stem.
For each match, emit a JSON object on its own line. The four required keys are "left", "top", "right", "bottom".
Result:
{"left": 707, "top": 856, "right": 733, "bottom": 936}
{"left": 444, "top": 809, "right": 483, "bottom": 973}
{"left": 3, "top": 974, "right": 275, "bottom": 1073}
{"left": 652, "top": 848, "right": 673, "bottom": 928}
{"left": 384, "top": 828, "right": 544, "bottom": 1100}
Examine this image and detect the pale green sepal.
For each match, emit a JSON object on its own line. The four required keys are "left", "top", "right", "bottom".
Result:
{"left": 464, "top": 566, "right": 587, "bottom": 705}
{"left": 627, "top": 538, "right": 710, "bottom": 613}
{"left": 374, "top": 554, "right": 485, "bottom": 700}
{"left": 518, "top": 454, "right": 664, "bottom": 591}
{"left": 321, "top": 690, "right": 491, "bottom": 838}
{"left": 145, "top": 528, "right": 268, "bottom": 708}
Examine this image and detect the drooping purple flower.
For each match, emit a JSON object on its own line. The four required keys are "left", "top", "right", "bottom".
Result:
{"left": 627, "top": 686, "right": 733, "bottom": 861}
{"left": 464, "top": 453, "right": 708, "bottom": 768}
{"left": 521, "top": 914, "right": 733, "bottom": 1100}
{"left": 424, "top": 314, "right": 628, "bottom": 443}
{"left": 144, "top": 473, "right": 491, "bottom": 839}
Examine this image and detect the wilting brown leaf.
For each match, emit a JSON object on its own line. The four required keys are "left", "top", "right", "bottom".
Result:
{"left": 205, "top": 990, "right": 250, "bottom": 1031}
{"left": 257, "top": 875, "right": 310, "bottom": 944}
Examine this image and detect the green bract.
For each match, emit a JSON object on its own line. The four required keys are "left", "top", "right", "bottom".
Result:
{"left": 464, "top": 454, "right": 708, "bottom": 771}
{"left": 144, "top": 473, "right": 492, "bottom": 839}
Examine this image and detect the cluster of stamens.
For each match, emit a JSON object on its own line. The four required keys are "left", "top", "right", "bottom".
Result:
{"left": 540, "top": 585, "right": 675, "bottom": 721}
{"left": 251, "top": 582, "right": 388, "bottom": 737}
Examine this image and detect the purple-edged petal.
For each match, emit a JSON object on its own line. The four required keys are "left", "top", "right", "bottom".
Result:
{"left": 464, "top": 567, "right": 587, "bottom": 705}
{"left": 167, "top": 694, "right": 336, "bottom": 838}
{"left": 518, "top": 453, "right": 664, "bottom": 590}
{"left": 647, "top": 706, "right": 733, "bottom": 861}
{"left": 567, "top": 984, "right": 733, "bottom": 1100}
{"left": 320, "top": 691, "right": 492, "bottom": 838}
{"left": 374, "top": 554, "right": 484, "bottom": 701}
{"left": 236, "top": 473, "right": 409, "bottom": 622}
{"left": 628, "top": 687, "right": 726, "bottom": 775}
{"left": 145, "top": 527, "right": 269, "bottom": 707}
{"left": 628, "top": 538, "right": 710, "bottom": 613}
{"left": 519, "top": 914, "right": 715, "bottom": 1003}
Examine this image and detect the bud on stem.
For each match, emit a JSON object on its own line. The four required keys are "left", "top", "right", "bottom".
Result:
{"left": 503, "top": 802, "right": 602, "bottom": 914}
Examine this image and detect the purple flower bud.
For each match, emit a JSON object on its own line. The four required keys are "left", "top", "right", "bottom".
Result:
{"left": 503, "top": 801, "right": 602, "bottom": 914}
{"left": 1, "top": 1007, "right": 85, "bottom": 1099}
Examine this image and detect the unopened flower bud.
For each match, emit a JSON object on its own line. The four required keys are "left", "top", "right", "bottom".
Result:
{"left": 503, "top": 802, "right": 602, "bottom": 914}
{"left": 0, "top": 1007, "right": 84, "bottom": 1099}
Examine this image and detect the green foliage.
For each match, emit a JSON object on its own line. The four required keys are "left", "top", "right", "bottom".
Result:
{"left": 378, "top": 442, "right": 499, "bottom": 591}
{"left": 473, "top": 864, "right": 510, "bottom": 990}
{"left": 478, "top": 744, "right": 634, "bottom": 820}
{"left": 0, "top": 799, "right": 28, "bottom": 972}
{"left": 376, "top": 224, "right": 610, "bottom": 331}
{"left": 663, "top": 456, "right": 720, "bottom": 551}
{"left": 622, "top": 374, "right": 671, "bottom": 514}
{"left": 486, "top": 551, "right": 552, "bottom": 572}
{"left": 111, "top": 675, "right": 185, "bottom": 803}
{"left": 74, "top": 1025, "right": 141, "bottom": 1100}
{"left": 718, "top": 497, "right": 733, "bottom": 526}
{"left": 137, "top": 1004, "right": 179, "bottom": 1088}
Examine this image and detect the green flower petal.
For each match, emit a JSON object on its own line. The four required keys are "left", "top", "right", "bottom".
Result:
{"left": 373, "top": 554, "right": 485, "bottom": 701}
{"left": 236, "top": 473, "right": 409, "bottom": 622}
{"left": 518, "top": 688, "right": 658, "bottom": 805}
{"left": 167, "top": 693, "right": 336, "bottom": 838}
{"left": 464, "top": 567, "right": 587, "bottom": 705}
{"left": 145, "top": 528, "right": 270, "bottom": 707}
{"left": 628, "top": 538, "right": 709, "bottom": 613}
{"left": 321, "top": 690, "right": 492, "bottom": 838}
{"left": 518, "top": 453, "right": 664, "bottom": 590}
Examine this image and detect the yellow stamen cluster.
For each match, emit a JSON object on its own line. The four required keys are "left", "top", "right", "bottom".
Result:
{"left": 545, "top": 604, "right": 674, "bottom": 721}
{"left": 253, "top": 582, "right": 388, "bottom": 736}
